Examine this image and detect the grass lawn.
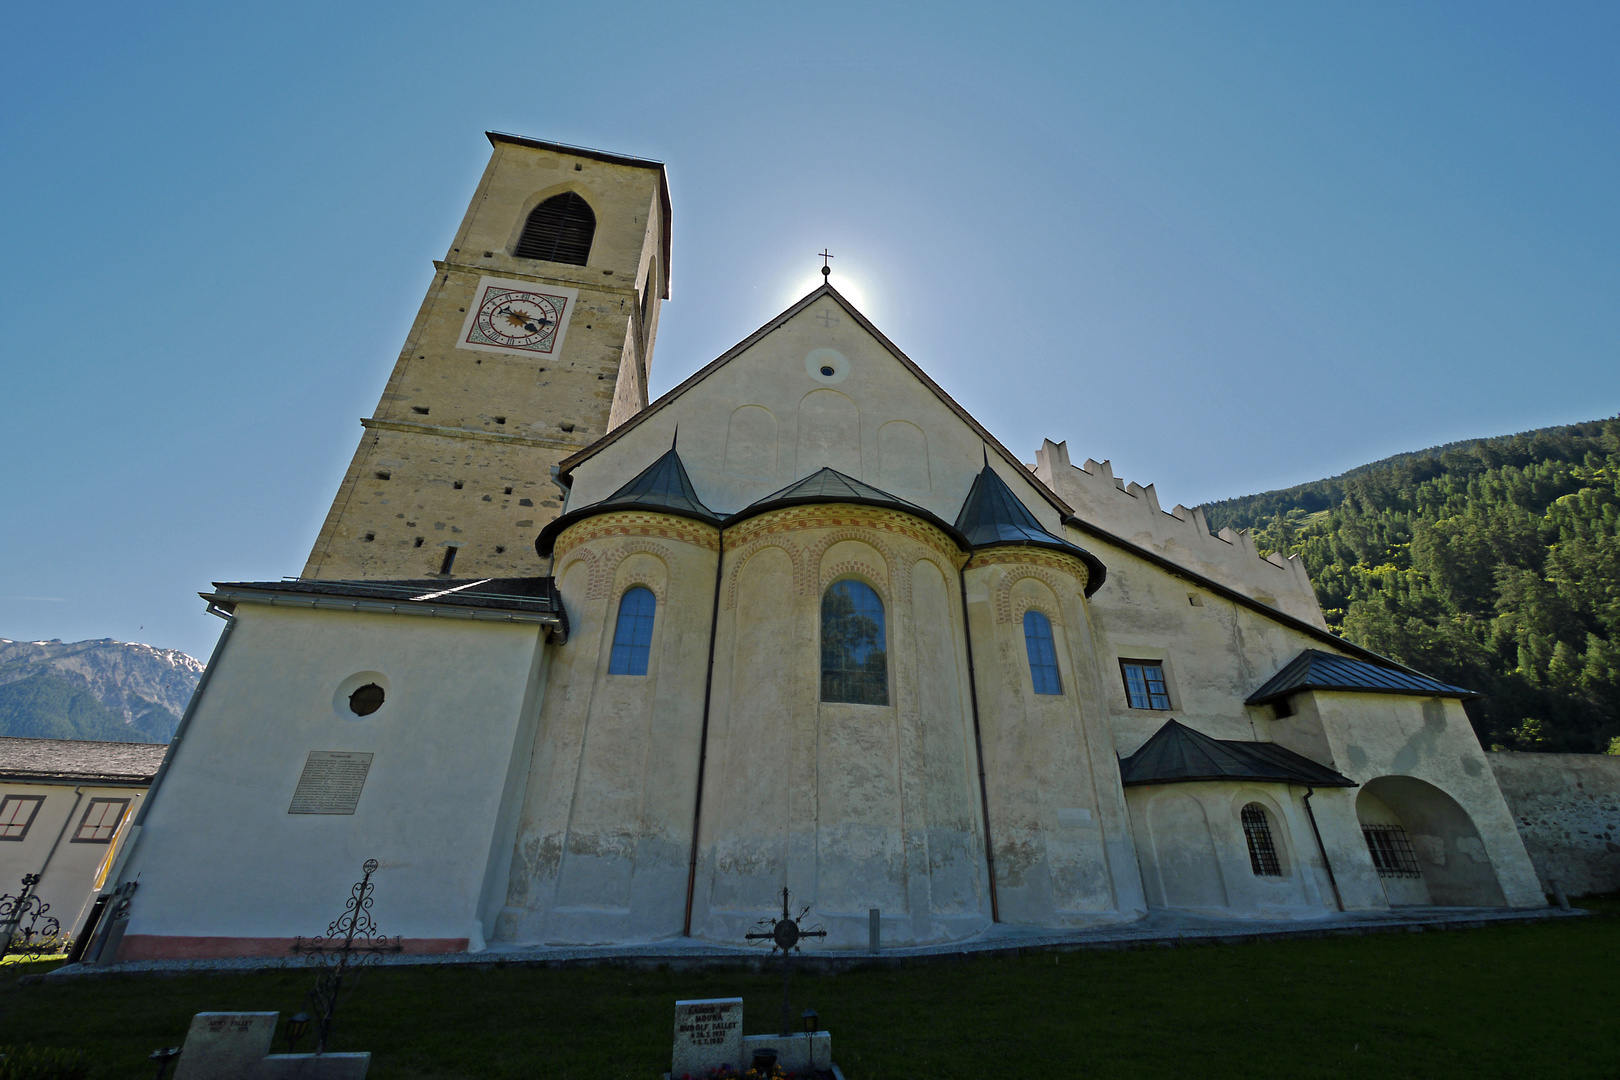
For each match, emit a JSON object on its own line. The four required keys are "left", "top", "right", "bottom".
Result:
{"left": 1, "top": 904, "right": 1614, "bottom": 1079}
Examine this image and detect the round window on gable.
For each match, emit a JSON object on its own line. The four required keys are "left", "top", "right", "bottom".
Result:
{"left": 332, "top": 671, "right": 391, "bottom": 721}
{"left": 804, "top": 348, "right": 850, "bottom": 384}
{"left": 348, "top": 683, "right": 386, "bottom": 717}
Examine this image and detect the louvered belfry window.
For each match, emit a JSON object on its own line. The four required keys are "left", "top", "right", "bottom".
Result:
{"left": 515, "top": 192, "right": 596, "bottom": 265}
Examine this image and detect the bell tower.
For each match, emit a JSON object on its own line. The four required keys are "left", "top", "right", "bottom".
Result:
{"left": 302, "top": 132, "right": 670, "bottom": 581}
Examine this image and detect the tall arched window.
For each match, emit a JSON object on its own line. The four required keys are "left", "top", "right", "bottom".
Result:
{"left": 515, "top": 192, "right": 596, "bottom": 265}
{"left": 821, "top": 579, "right": 888, "bottom": 705}
{"left": 1241, "top": 803, "right": 1283, "bottom": 877}
{"left": 608, "top": 586, "right": 656, "bottom": 676}
{"left": 1023, "top": 610, "right": 1062, "bottom": 695}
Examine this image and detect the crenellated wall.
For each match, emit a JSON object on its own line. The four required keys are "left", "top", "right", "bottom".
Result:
{"left": 1033, "top": 440, "right": 1327, "bottom": 629}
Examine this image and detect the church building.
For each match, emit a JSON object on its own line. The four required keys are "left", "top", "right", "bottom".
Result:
{"left": 98, "top": 133, "right": 1544, "bottom": 961}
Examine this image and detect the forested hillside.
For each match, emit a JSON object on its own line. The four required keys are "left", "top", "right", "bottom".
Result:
{"left": 1203, "top": 417, "right": 1620, "bottom": 754}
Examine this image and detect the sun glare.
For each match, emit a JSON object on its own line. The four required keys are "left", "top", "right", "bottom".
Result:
{"left": 781, "top": 268, "right": 870, "bottom": 314}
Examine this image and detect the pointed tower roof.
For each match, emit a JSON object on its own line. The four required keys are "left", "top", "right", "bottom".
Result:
{"left": 955, "top": 460, "right": 1107, "bottom": 595}
{"left": 1118, "top": 718, "right": 1355, "bottom": 788}
{"left": 535, "top": 445, "right": 720, "bottom": 556}
{"left": 725, "top": 468, "right": 970, "bottom": 546}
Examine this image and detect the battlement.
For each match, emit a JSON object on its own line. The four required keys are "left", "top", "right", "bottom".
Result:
{"left": 1034, "top": 440, "right": 1328, "bottom": 629}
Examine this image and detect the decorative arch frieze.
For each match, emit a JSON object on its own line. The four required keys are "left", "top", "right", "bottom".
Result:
{"left": 986, "top": 565, "right": 1079, "bottom": 626}
{"left": 552, "top": 511, "right": 719, "bottom": 563}
{"left": 591, "top": 540, "right": 674, "bottom": 602}
{"left": 723, "top": 539, "right": 804, "bottom": 611}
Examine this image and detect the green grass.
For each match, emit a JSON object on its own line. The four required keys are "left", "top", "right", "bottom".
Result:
{"left": 1, "top": 909, "right": 1615, "bottom": 1079}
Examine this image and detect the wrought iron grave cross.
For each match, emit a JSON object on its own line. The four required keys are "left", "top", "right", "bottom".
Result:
{"left": 745, "top": 887, "right": 826, "bottom": 1036}
{"left": 290, "top": 859, "right": 402, "bottom": 1054}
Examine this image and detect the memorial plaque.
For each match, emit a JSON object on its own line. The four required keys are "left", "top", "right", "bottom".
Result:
{"left": 173, "top": 1011, "right": 276, "bottom": 1079}
{"left": 289, "top": 751, "right": 374, "bottom": 815}
{"left": 672, "top": 997, "right": 743, "bottom": 1077}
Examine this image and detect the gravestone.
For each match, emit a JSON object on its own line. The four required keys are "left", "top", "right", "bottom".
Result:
{"left": 172, "top": 1011, "right": 370, "bottom": 1079}
{"left": 671, "top": 997, "right": 744, "bottom": 1078}
{"left": 174, "top": 1013, "right": 278, "bottom": 1080}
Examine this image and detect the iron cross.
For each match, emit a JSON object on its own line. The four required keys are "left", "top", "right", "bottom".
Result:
{"left": 745, "top": 887, "right": 827, "bottom": 1035}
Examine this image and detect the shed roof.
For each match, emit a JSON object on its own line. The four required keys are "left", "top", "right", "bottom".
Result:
{"left": 1118, "top": 719, "right": 1355, "bottom": 788}
{"left": 956, "top": 461, "right": 1106, "bottom": 595}
{"left": 537, "top": 447, "right": 719, "bottom": 556}
{"left": 0, "top": 736, "right": 168, "bottom": 786}
{"left": 1246, "top": 649, "right": 1478, "bottom": 706}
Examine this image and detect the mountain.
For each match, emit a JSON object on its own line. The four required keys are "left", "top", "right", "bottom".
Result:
{"left": 0, "top": 638, "right": 203, "bottom": 743}
{"left": 1201, "top": 416, "right": 1620, "bottom": 755}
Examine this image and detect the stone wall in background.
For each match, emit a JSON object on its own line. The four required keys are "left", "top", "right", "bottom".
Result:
{"left": 1488, "top": 751, "right": 1620, "bottom": 897}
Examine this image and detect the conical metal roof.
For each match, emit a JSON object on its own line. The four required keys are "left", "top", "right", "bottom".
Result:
{"left": 955, "top": 462, "right": 1107, "bottom": 595}
{"left": 725, "top": 468, "right": 969, "bottom": 547}
{"left": 536, "top": 446, "right": 720, "bottom": 556}
{"left": 1118, "top": 719, "right": 1355, "bottom": 788}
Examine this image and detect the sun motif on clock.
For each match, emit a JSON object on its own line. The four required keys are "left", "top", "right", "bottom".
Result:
{"left": 462, "top": 284, "right": 570, "bottom": 355}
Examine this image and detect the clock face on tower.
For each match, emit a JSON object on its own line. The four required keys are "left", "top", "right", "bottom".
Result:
{"left": 457, "top": 277, "right": 579, "bottom": 358}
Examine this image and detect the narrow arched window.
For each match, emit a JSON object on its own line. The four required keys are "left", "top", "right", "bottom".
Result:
{"left": 821, "top": 579, "right": 888, "bottom": 705}
{"left": 1023, "top": 610, "right": 1062, "bottom": 695}
{"left": 515, "top": 192, "right": 596, "bottom": 265}
{"left": 1242, "top": 803, "right": 1283, "bottom": 877}
{"left": 607, "top": 587, "right": 656, "bottom": 676}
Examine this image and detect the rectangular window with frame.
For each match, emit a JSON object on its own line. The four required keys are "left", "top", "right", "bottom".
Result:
{"left": 0, "top": 795, "right": 45, "bottom": 841}
{"left": 71, "top": 798, "right": 131, "bottom": 844}
{"left": 1120, "top": 660, "right": 1171, "bottom": 710}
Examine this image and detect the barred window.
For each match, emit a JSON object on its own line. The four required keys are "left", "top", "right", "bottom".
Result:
{"left": 1023, "top": 610, "right": 1062, "bottom": 695}
{"left": 821, "top": 579, "right": 889, "bottom": 705}
{"left": 515, "top": 192, "right": 596, "bottom": 265}
{"left": 608, "top": 587, "right": 656, "bottom": 676}
{"left": 72, "top": 798, "right": 131, "bottom": 844}
{"left": 0, "top": 795, "right": 44, "bottom": 841}
{"left": 1362, "top": 823, "right": 1422, "bottom": 877}
{"left": 1121, "top": 660, "right": 1171, "bottom": 709}
{"left": 1241, "top": 803, "right": 1282, "bottom": 877}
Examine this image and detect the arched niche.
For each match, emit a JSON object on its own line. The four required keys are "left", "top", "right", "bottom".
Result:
{"left": 723, "top": 405, "right": 778, "bottom": 480}
{"left": 1357, "top": 776, "right": 1507, "bottom": 907}
{"left": 796, "top": 389, "right": 860, "bottom": 477}
{"left": 877, "top": 420, "right": 929, "bottom": 492}
{"left": 1146, "top": 790, "right": 1228, "bottom": 910}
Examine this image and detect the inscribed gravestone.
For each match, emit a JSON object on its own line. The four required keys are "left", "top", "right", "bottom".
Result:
{"left": 672, "top": 997, "right": 743, "bottom": 1077}
{"left": 173, "top": 1012, "right": 277, "bottom": 1080}
{"left": 289, "top": 751, "right": 374, "bottom": 814}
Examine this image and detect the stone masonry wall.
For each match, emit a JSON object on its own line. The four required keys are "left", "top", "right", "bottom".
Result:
{"left": 1488, "top": 751, "right": 1620, "bottom": 897}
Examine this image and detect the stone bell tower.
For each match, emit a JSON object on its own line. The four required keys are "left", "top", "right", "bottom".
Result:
{"left": 302, "top": 132, "right": 671, "bottom": 581}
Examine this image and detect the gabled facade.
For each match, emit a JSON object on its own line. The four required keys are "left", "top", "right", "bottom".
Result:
{"left": 102, "top": 139, "right": 1545, "bottom": 963}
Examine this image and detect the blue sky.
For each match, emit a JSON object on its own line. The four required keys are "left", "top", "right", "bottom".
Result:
{"left": 3, "top": 2, "right": 1617, "bottom": 661}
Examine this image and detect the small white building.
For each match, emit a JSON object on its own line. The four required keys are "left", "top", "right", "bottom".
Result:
{"left": 103, "top": 133, "right": 1546, "bottom": 961}
{"left": 0, "top": 737, "right": 164, "bottom": 952}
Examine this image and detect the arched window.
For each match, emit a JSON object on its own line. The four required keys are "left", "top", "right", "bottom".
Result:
{"left": 1023, "top": 610, "right": 1062, "bottom": 695}
{"left": 1241, "top": 803, "right": 1283, "bottom": 877}
{"left": 514, "top": 192, "right": 596, "bottom": 265}
{"left": 607, "top": 587, "right": 656, "bottom": 676}
{"left": 821, "top": 579, "right": 888, "bottom": 705}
